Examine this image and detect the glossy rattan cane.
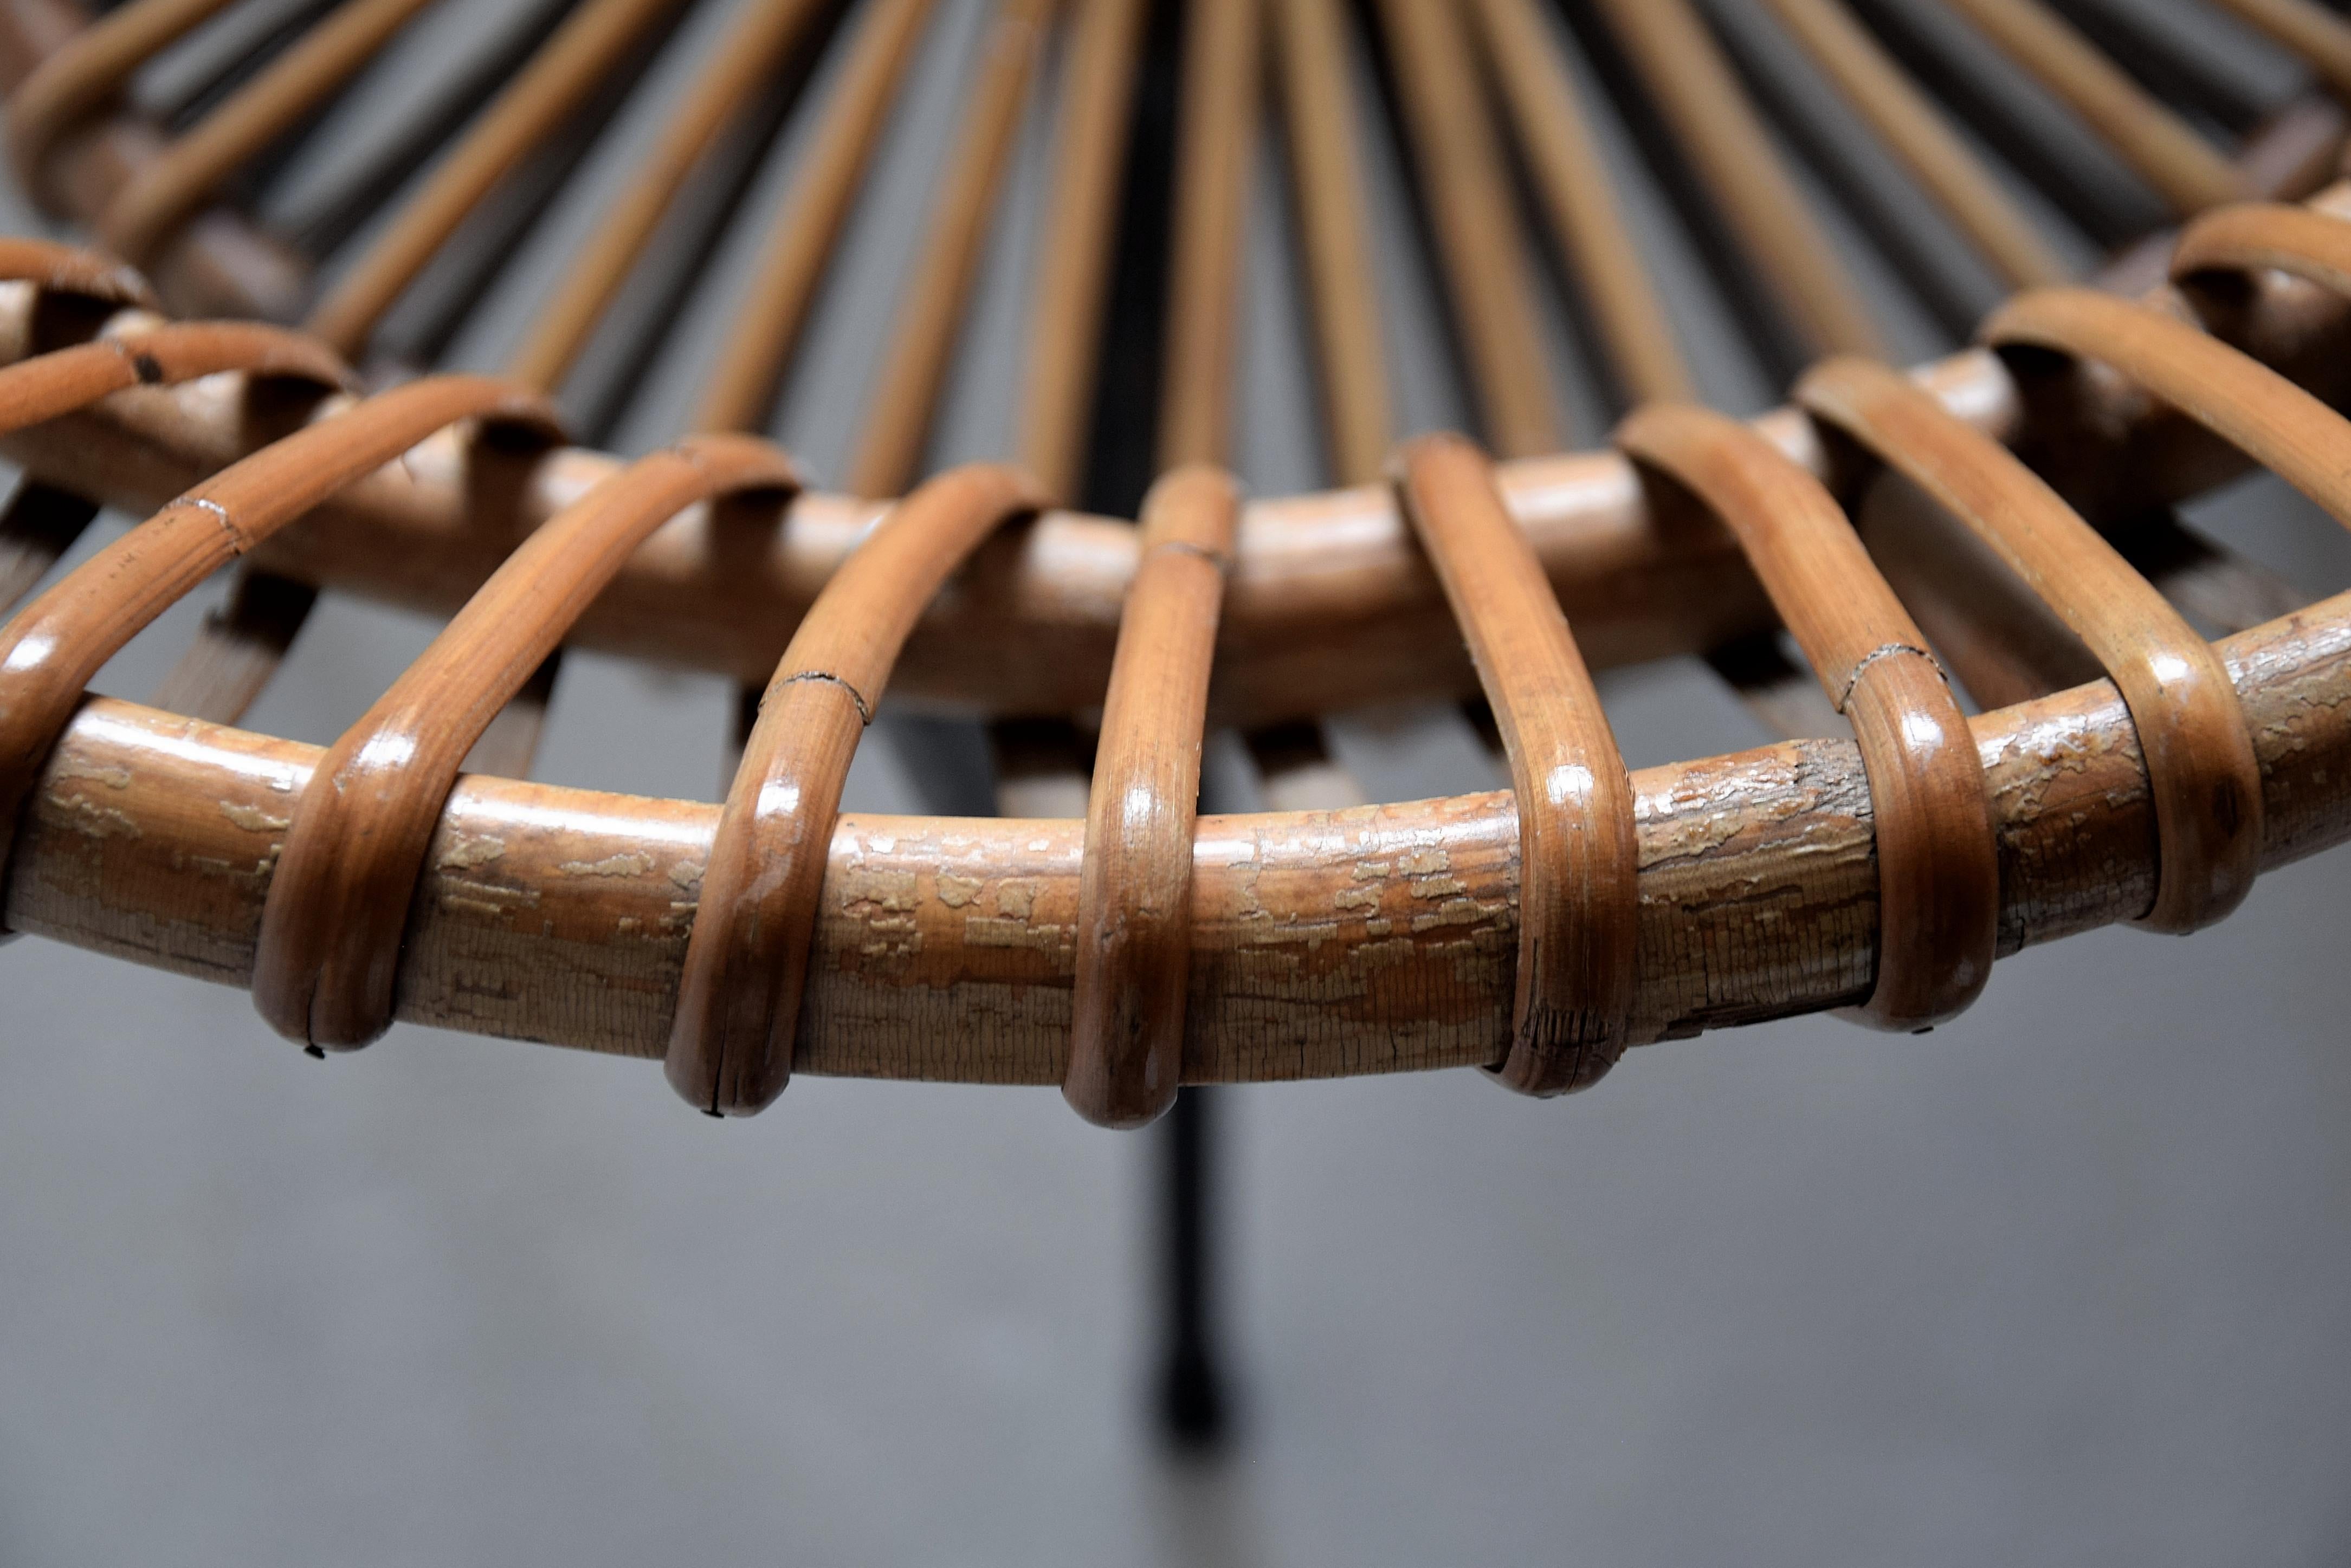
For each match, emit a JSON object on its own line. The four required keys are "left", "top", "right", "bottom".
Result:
{"left": 6, "top": 0, "right": 2351, "bottom": 1123}
{"left": 2, "top": 199, "right": 2351, "bottom": 1088}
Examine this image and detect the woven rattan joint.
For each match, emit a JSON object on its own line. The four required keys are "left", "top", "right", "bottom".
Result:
{"left": 1617, "top": 404, "right": 1998, "bottom": 1033}
{"left": 1795, "top": 357, "right": 2262, "bottom": 934}
{"left": 0, "top": 234, "right": 153, "bottom": 309}
{"left": 0, "top": 319, "right": 346, "bottom": 434}
{"left": 1066, "top": 464, "right": 1239, "bottom": 1129}
{"left": 0, "top": 372, "right": 559, "bottom": 911}
{"left": 2172, "top": 202, "right": 2351, "bottom": 315}
{"left": 669, "top": 463, "right": 1047, "bottom": 1118}
{"left": 1983, "top": 282, "right": 2351, "bottom": 541}
{"left": 253, "top": 432, "right": 800, "bottom": 1054}
{"left": 1393, "top": 433, "right": 1638, "bottom": 1094}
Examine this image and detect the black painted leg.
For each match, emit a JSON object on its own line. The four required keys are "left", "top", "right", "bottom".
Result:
{"left": 1155, "top": 1085, "right": 1230, "bottom": 1449}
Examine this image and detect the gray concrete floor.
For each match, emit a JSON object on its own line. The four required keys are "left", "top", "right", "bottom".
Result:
{"left": 4, "top": 1, "right": 2350, "bottom": 1561}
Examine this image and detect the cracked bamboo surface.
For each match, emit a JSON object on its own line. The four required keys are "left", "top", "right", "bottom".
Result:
{"left": 9, "top": 580, "right": 2351, "bottom": 1080}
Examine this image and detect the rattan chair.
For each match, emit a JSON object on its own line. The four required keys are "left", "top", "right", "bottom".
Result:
{"left": 7, "top": 0, "right": 2351, "bottom": 1438}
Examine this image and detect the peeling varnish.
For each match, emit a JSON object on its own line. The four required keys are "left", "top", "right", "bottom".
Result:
{"left": 559, "top": 851, "right": 655, "bottom": 880}
{"left": 47, "top": 791, "right": 140, "bottom": 840}
{"left": 858, "top": 906, "right": 923, "bottom": 959}
{"left": 965, "top": 915, "right": 1067, "bottom": 951}
{"left": 439, "top": 833, "right": 507, "bottom": 870}
{"left": 1410, "top": 896, "right": 1506, "bottom": 934}
{"left": 1244, "top": 918, "right": 1340, "bottom": 945}
{"left": 837, "top": 866, "right": 918, "bottom": 912}
{"left": 218, "top": 800, "right": 290, "bottom": 833}
{"left": 56, "top": 757, "right": 131, "bottom": 791}
{"left": 1347, "top": 936, "right": 1417, "bottom": 973}
{"left": 438, "top": 876, "right": 541, "bottom": 919}
{"left": 1229, "top": 947, "right": 1301, "bottom": 981}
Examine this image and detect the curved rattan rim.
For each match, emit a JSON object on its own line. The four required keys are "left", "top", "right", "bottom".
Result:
{"left": 12, "top": 568, "right": 2348, "bottom": 1083}
{"left": 5, "top": 221, "right": 2351, "bottom": 1083}
{"left": 10, "top": 4, "right": 2351, "bottom": 1102}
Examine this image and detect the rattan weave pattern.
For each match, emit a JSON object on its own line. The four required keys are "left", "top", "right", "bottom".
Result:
{"left": 6, "top": 0, "right": 2351, "bottom": 1122}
